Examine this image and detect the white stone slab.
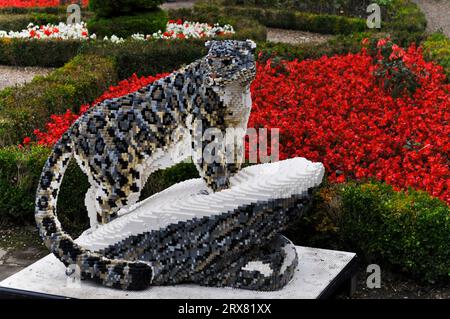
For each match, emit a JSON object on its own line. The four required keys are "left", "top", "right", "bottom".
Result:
{"left": 0, "top": 247, "right": 356, "bottom": 299}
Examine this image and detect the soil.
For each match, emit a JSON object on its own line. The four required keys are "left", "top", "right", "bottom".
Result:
{"left": 338, "top": 266, "right": 450, "bottom": 299}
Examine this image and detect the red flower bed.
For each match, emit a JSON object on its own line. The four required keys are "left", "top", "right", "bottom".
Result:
{"left": 28, "top": 44, "right": 450, "bottom": 204}
{"left": 0, "top": 0, "right": 88, "bottom": 8}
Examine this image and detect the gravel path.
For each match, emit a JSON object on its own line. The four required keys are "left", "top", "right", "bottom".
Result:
{"left": 412, "top": 0, "right": 450, "bottom": 37}
{"left": 161, "top": 0, "right": 196, "bottom": 10}
{"left": 267, "top": 28, "right": 333, "bottom": 45}
{"left": 0, "top": 66, "right": 53, "bottom": 90}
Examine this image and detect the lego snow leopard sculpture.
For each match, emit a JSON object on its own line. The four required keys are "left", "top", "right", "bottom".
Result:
{"left": 35, "top": 40, "right": 315, "bottom": 291}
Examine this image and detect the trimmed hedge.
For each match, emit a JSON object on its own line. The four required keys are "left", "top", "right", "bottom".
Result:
{"left": 0, "top": 54, "right": 118, "bottom": 147}
{"left": 341, "top": 183, "right": 449, "bottom": 282}
{"left": 383, "top": 0, "right": 427, "bottom": 46}
{"left": 0, "top": 38, "right": 82, "bottom": 67}
{"left": 87, "top": 9, "right": 168, "bottom": 38}
{"left": 89, "top": 0, "right": 163, "bottom": 18}
{"left": 192, "top": 3, "right": 367, "bottom": 35}
{"left": 82, "top": 39, "right": 208, "bottom": 79}
{"left": 423, "top": 33, "right": 450, "bottom": 80}
{"left": 0, "top": 7, "right": 64, "bottom": 14}
{"left": 0, "top": 13, "right": 67, "bottom": 32}
{"left": 0, "top": 146, "right": 90, "bottom": 234}
{"left": 218, "top": 0, "right": 389, "bottom": 18}
{"left": 0, "top": 146, "right": 198, "bottom": 235}
{"left": 285, "top": 182, "right": 450, "bottom": 283}
{"left": 194, "top": 0, "right": 426, "bottom": 45}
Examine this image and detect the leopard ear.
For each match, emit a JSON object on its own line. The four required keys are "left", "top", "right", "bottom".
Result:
{"left": 246, "top": 39, "right": 257, "bottom": 51}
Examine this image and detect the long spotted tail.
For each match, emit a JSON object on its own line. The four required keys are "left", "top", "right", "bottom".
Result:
{"left": 35, "top": 130, "right": 153, "bottom": 290}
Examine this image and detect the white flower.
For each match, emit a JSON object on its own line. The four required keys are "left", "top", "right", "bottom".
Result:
{"left": 0, "top": 20, "right": 235, "bottom": 43}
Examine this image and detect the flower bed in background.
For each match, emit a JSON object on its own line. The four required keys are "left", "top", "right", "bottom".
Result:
{"left": 0, "top": 0, "right": 88, "bottom": 7}
{"left": 149, "top": 19, "right": 234, "bottom": 40}
{"left": 0, "top": 20, "right": 235, "bottom": 42}
{"left": 28, "top": 41, "right": 450, "bottom": 205}
{"left": 249, "top": 42, "right": 449, "bottom": 204}
{"left": 0, "top": 21, "right": 91, "bottom": 40}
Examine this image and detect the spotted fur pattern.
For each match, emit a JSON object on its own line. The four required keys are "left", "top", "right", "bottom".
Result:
{"left": 35, "top": 40, "right": 310, "bottom": 291}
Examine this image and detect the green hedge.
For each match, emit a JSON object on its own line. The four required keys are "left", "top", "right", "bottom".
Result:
{"left": 87, "top": 9, "right": 168, "bottom": 38}
{"left": 423, "top": 33, "right": 450, "bottom": 80}
{"left": 0, "top": 146, "right": 198, "bottom": 235}
{"left": 193, "top": 3, "right": 366, "bottom": 35}
{"left": 0, "top": 13, "right": 69, "bottom": 32}
{"left": 383, "top": 0, "right": 427, "bottom": 46}
{"left": 0, "top": 7, "right": 64, "bottom": 15}
{"left": 0, "top": 54, "right": 118, "bottom": 147}
{"left": 0, "top": 146, "right": 90, "bottom": 234}
{"left": 89, "top": 0, "right": 163, "bottom": 18}
{"left": 217, "top": 0, "right": 390, "bottom": 17}
{"left": 286, "top": 182, "right": 450, "bottom": 283}
{"left": 82, "top": 39, "right": 208, "bottom": 79}
{"left": 0, "top": 38, "right": 82, "bottom": 67}
{"left": 341, "top": 182, "right": 449, "bottom": 282}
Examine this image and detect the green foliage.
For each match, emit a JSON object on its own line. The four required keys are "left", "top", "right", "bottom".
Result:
{"left": 0, "top": 146, "right": 49, "bottom": 224}
{"left": 81, "top": 15, "right": 266, "bottom": 80}
{"left": 216, "top": 0, "right": 388, "bottom": 18}
{"left": 423, "top": 33, "right": 450, "bottom": 80}
{"left": 0, "top": 7, "right": 63, "bottom": 15}
{"left": 0, "top": 13, "right": 63, "bottom": 32}
{"left": 287, "top": 181, "right": 450, "bottom": 283}
{"left": 0, "top": 38, "right": 82, "bottom": 67}
{"left": 0, "top": 146, "right": 197, "bottom": 236}
{"left": 29, "top": 12, "right": 62, "bottom": 25}
{"left": 0, "top": 14, "right": 33, "bottom": 31}
{"left": 0, "top": 146, "right": 90, "bottom": 235}
{"left": 192, "top": 3, "right": 366, "bottom": 35}
{"left": 256, "top": 32, "right": 382, "bottom": 62}
{"left": 82, "top": 39, "right": 208, "bottom": 79}
{"left": 89, "top": 0, "right": 163, "bottom": 17}
{"left": 384, "top": 0, "right": 427, "bottom": 46}
{"left": 140, "top": 161, "right": 199, "bottom": 199}
{"left": 87, "top": 9, "right": 168, "bottom": 38}
{"left": 367, "top": 38, "right": 420, "bottom": 98}
{"left": 340, "top": 182, "right": 449, "bottom": 283}
{"left": 0, "top": 54, "right": 118, "bottom": 147}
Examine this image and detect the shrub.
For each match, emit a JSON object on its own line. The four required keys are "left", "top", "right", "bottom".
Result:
{"left": 423, "top": 33, "right": 450, "bottom": 80}
{"left": 217, "top": 0, "right": 390, "bottom": 18}
{"left": 89, "top": 0, "right": 163, "bottom": 17}
{"left": 82, "top": 39, "right": 207, "bottom": 79}
{"left": 286, "top": 181, "right": 450, "bottom": 283}
{"left": 0, "top": 145, "right": 90, "bottom": 234}
{"left": 0, "top": 38, "right": 82, "bottom": 67}
{"left": 0, "top": 13, "right": 63, "bottom": 31}
{"left": 193, "top": 3, "right": 367, "bottom": 35}
{"left": 0, "top": 145, "right": 198, "bottom": 235}
{"left": 384, "top": 0, "right": 427, "bottom": 46}
{"left": 340, "top": 182, "right": 450, "bottom": 283}
{"left": 0, "top": 13, "right": 32, "bottom": 31}
{"left": 0, "top": 54, "right": 118, "bottom": 146}
{"left": 87, "top": 9, "right": 168, "bottom": 38}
